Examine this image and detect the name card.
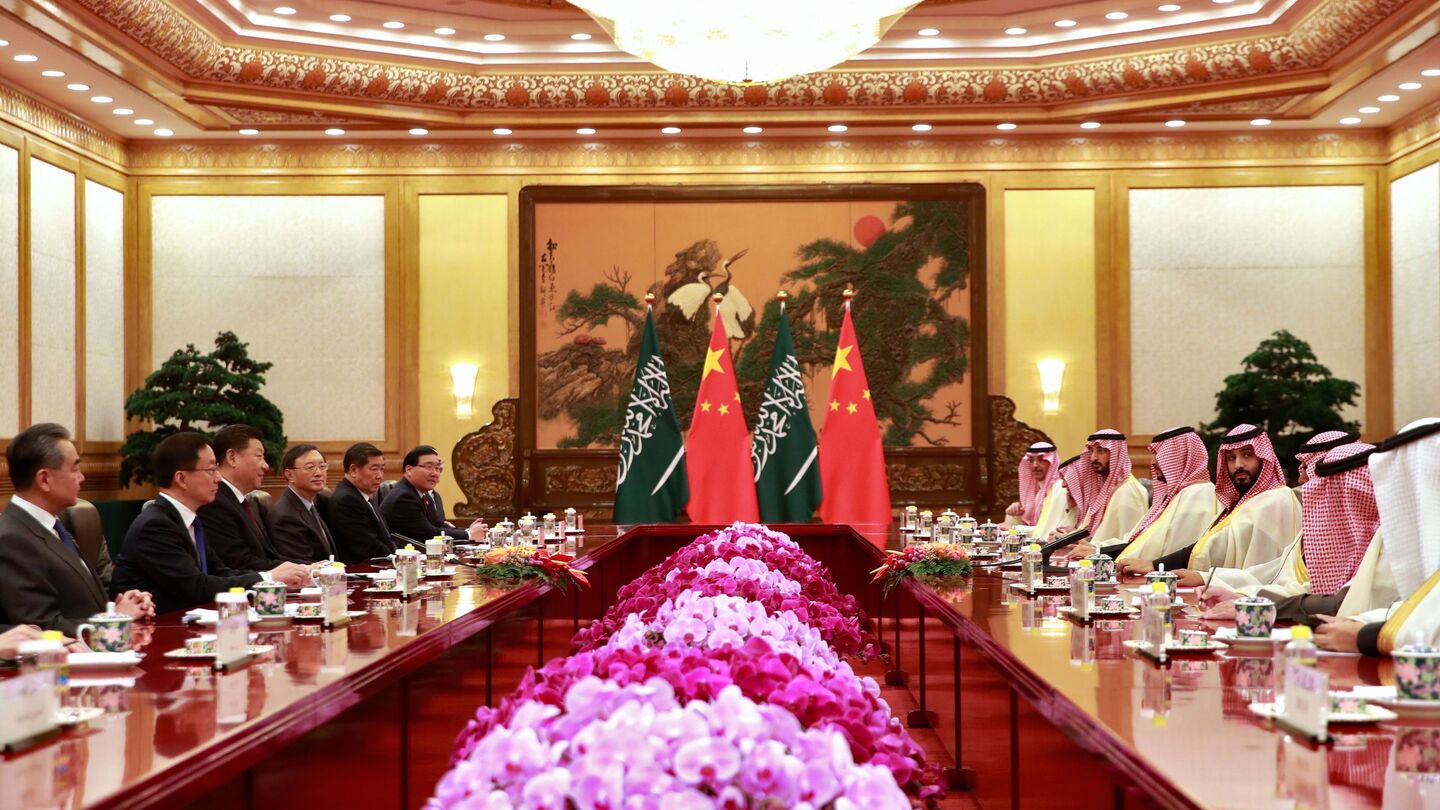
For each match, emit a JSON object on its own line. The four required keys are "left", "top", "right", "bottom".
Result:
{"left": 1070, "top": 578, "right": 1091, "bottom": 621}
{"left": 1281, "top": 663, "right": 1329, "bottom": 743}
{"left": 322, "top": 578, "right": 348, "bottom": 626}
{"left": 214, "top": 607, "right": 249, "bottom": 670}
{"left": 1142, "top": 601, "right": 1172, "bottom": 661}
{"left": 0, "top": 671, "right": 58, "bottom": 751}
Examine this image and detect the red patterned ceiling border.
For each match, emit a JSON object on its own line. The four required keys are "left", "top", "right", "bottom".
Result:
{"left": 72, "top": 0, "right": 1412, "bottom": 112}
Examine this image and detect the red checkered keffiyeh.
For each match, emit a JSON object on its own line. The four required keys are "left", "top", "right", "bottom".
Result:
{"left": 1294, "top": 430, "right": 1360, "bottom": 481}
{"left": 1303, "top": 443, "right": 1379, "bottom": 594}
{"left": 1079, "top": 429, "right": 1133, "bottom": 533}
{"left": 1214, "top": 424, "right": 1286, "bottom": 516}
{"left": 1129, "top": 426, "right": 1210, "bottom": 539}
{"left": 1017, "top": 441, "right": 1059, "bottom": 525}
{"left": 1058, "top": 454, "right": 1087, "bottom": 521}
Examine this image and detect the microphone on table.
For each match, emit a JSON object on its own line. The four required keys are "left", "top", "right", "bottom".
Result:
{"left": 977, "top": 528, "right": 1090, "bottom": 574}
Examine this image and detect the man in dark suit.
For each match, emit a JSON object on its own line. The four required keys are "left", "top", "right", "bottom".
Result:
{"left": 267, "top": 444, "right": 339, "bottom": 563}
{"left": 379, "top": 445, "right": 483, "bottom": 545}
{"left": 0, "top": 423, "right": 153, "bottom": 634}
{"left": 197, "top": 425, "right": 280, "bottom": 571}
{"left": 111, "top": 432, "right": 311, "bottom": 614}
{"left": 325, "top": 442, "right": 398, "bottom": 564}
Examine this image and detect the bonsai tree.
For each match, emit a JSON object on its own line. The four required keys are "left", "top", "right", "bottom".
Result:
{"left": 119, "top": 331, "right": 286, "bottom": 487}
{"left": 1200, "top": 329, "right": 1360, "bottom": 483}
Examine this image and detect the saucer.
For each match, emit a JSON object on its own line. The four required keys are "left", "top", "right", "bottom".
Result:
{"left": 164, "top": 644, "right": 274, "bottom": 660}
{"left": 1248, "top": 701, "right": 1397, "bottom": 724}
{"left": 66, "top": 651, "right": 145, "bottom": 669}
{"left": 55, "top": 706, "right": 106, "bottom": 727}
{"left": 1123, "top": 639, "right": 1226, "bottom": 654}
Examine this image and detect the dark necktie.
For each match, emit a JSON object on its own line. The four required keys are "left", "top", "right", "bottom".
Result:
{"left": 310, "top": 505, "right": 336, "bottom": 557}
{"left": 242, "top": 497, "right": 267, "bottom": 540}
{"left": 53, "top": 520, "right": 82, "bottom": 561}
{"left": 193, "top": 516, "right": 210, "bottom": 575}
{"left": 422, "top": 491, "right": 437, "bottom": 523}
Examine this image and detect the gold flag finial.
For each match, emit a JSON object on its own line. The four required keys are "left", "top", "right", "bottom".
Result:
{"left": 712, "top": 292, "right": 724, "bottom": 303}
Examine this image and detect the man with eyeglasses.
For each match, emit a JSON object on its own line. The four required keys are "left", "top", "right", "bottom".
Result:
{"left": 0, "top": 422, "right": 154, "bottom": 633}
{"left": 112, "top": 432, "right": 313, "bottom": 614}
{"left": 379, "top": 445, "right": 483, "bottom": 545}
{"left": 197, "top": 424, "right": 282, "bottom": 571}
{"left": 268, "top": 444, "right": 339, "bottom": 563}
{"left": 324, "top": 442, "right": 399, "bottom": 564}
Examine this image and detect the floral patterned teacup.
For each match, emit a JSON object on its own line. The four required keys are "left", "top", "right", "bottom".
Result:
{"left": 76, "top": 608, "right": 132, "bottom": 653}
{"left": 1394, "top": 644, "right": 1440, "bottom": 701}
{"left": 248, "top": 581, "right": 288, "bottom": 618}
{"left": 1084, "top": 554, "right": 1117, "bottom": 582}
{"left": 1234, "top": 596, "right": 1277, "bottom": 639}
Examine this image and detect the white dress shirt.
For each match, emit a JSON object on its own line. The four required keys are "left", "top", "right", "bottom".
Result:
{"left": 9, "top": 494, "right": 60, "bottom": 539}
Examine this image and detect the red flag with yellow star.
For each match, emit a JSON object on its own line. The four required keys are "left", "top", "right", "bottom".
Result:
{"left": 684, "top": 305, "right": 760, "bottom": 523}
{"left": 818, "top": 301, "right": 892, "bottom": 526}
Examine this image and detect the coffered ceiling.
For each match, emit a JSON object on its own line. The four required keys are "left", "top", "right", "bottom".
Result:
{"left": 2, "top": 0, "right": 1440, "bottom": 141}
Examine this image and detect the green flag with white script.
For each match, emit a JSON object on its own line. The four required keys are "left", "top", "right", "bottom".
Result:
{"left": 613, "top": 309, "right": 689, "bottom": 523}
{"left": 753, "top": 306, "right": 821, "bottom": 522}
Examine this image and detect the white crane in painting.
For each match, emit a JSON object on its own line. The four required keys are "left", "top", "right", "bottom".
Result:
{"left": 667, "top": 248, "right": 754, "bottom": 339}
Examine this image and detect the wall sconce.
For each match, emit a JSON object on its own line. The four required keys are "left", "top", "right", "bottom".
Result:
{"left": 1037, "top": 359, "right": 1066, "bottom": 415}
{"left": 450, "top": 363, "right": 479, "bottom": 419}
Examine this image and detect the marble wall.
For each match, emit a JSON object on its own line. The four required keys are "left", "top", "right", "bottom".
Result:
{"left": 149, "top": 195, "right": 386, "bottom": 441}
{"left": 1390, "top": 163, "right": 1440, "bottom": 428}
{"left": 0, "top": 145, "right": 17, "bottom": 436}
{"left": 28, "top": 157, "right": 76, "bottom": 429}
{"left": 84, "top": 180, "right": 125, "bottom": 442}
{"left": 1128, "top": 186, "right": 1367, "bottom": 434}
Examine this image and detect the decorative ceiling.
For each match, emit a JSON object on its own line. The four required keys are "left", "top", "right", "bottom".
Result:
{"left": 1, "top": 0, "right": 1440, "bottom": 140}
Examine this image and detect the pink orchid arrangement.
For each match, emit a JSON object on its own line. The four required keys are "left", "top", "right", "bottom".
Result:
{"left": 433, "top": 522, "right": 929, "bottom": 809}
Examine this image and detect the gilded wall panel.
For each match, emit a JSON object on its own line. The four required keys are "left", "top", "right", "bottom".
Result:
{"left": 1389, "top": 163, "right": 1440, "bottom": 427}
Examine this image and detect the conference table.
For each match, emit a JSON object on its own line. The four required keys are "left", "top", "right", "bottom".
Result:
{"left": 0, "top": 524, "right": 1429, "bottom": 810}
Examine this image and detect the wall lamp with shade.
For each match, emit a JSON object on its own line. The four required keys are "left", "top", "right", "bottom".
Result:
{"left": 1037, "top": 359, "right": 1066, "bottom": 414}
{"left": 450, "top": 363, "right": 479, "bottom": 419}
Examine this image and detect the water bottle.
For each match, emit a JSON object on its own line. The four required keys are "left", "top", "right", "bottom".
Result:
{"left": 1073, "top": 558, "right": 1096, "bottom": 620}
{"left": 1021, "top": 543, "right": 1043, "bottom": 590}
{"left": 1280, "top": 624, "right": 1318, "bottom": 680}
{"left": 1148, "top": 581, "right": 1173, "bottom": 647}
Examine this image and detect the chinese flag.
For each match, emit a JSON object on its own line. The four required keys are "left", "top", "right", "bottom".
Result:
{"left": 685, "top": 306, "right": 760, "bottom": 523}
{"left": 818, "top": 301, "right": 892, "bottom": 526}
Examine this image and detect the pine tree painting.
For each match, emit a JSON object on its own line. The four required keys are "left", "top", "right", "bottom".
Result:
{"left": 119, "top": 331, "right": 286, "bottom": 486}
{"left": 535, "top": 199, "right": 974, "bottom": 448}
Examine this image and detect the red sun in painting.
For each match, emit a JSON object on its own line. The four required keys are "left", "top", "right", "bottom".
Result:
{"left": 853, "top": 215, "right": 885, "bottom": 248}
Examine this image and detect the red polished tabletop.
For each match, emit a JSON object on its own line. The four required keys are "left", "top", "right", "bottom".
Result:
{"left": 0, "top": 527, "right": 635, "bottom": 810}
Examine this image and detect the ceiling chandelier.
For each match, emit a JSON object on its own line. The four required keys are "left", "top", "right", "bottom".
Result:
{"left": 568, "top": 0, "right": 921, "bottom": 85}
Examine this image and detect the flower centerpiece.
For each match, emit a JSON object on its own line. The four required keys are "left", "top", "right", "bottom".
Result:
{"left": 871, "top": 542, "right": 973, "bottom": 595}
{"left": 472, "top": 546, "right": 589, "bottom": 592}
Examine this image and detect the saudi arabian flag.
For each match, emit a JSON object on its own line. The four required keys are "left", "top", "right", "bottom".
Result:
{"left": 753, "top": 306, "right": 822, "bottom": 522}
{"left": 613, "top": 309, "right": 689, "bottom": 524}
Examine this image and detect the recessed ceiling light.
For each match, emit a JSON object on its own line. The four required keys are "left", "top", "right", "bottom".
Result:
{"left": 1339, "top": 117, "right": 1361, "bottom": 125}
{"left": 435, "top": 27, "right": 456, "bottom": 36}
{"left": 1165, "top": 119, "right": 1186, "bottom": 127}
{"left": 66, "top": 83, "right": 89, "bottom": 91}
{"left": 1379, "top": 94, "right": 1401, "bottom": 102}
{"left": 1399, "top": 81, "right": 1423, "bottom": 90}
{"left": 827, "top": 124, "right": 848, "bottom": 132}
{"left": 1005, "top": 27, "right": 1027, "bottom": 35}
{"left": 743, "top": 125, "right": 763, "bottom": 134}
{"left": 576, "top": 127, "right": 596, "bottom": 135}
{"left": 40, "top": 70, "right": 64, "bottom": 78}
{"left": 1055, "top": 19, "right": 1077, "bottom": 28}
{"left": 996, "top": 122, "right": 1017, "bottom": 131}
{"left": 325, "top": 127, "right": 346, "bottom": 135}
{"left": 409, "top": 127, "right": 429, "bottom": 135}
{"left": 0, "top": 39, "right": 8, "bottom": 46}
{"left": 1158, "top": 3, "right": 1182, "bottom": 10}
{"left": 483, "top": 33, "right": 506, "bottom": 41}
{"left": 661, "top": 126, "right": 681, "bottom": 134}
{"left": 918, "top": 28, "right": 940, "bottom": 36}
{"left": 1080, "top": 121, "right": 1101, "bottom": 129}
{"left": 1358, "top": 106, "right": 1381, "bottom": 114}
{"left": 239, "top": 128, "right": 259, "bottom": 135}
{"left": 1105, "top": 11, "right": 1129, "bottom": 19}
{"left": 1213, "top": 0, "right": 1235, "bottom": 3}
{"left": 1250, "top": 118, "right": 1271, "bottom": 126}
{"left": 112, "top": 108, "right": 133, "bottom": 115}
{"left": 911, "top": 123, "right": 932, "bottom": 132}
{"left": 382, "top": 21, "right": 404, "bottom": 29}
{"left": 134, "top": 118, "right": 154, "bottom": 126}
{"left": 90, "top": 96, "right": 112, "bottom": 103}
{"left": 154, "top": 128, "right": 174, "bottom": 137}
{"left": 329, "top": 14, "right": 351, "bottom": 22}
{"left": 274, "top": 6, "right": 296, "bottom": 14}
{"left": 571, "top": 33, "right": 593, "bottom": 41}
{"left": 13, "top": 54, "right": 38, "bottom": 62}
{"left": 1424, "top": 69, "right": 1440, "bottom": 77}
{"left": 493, "top": 127, "right": 513, "bottom": 135}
